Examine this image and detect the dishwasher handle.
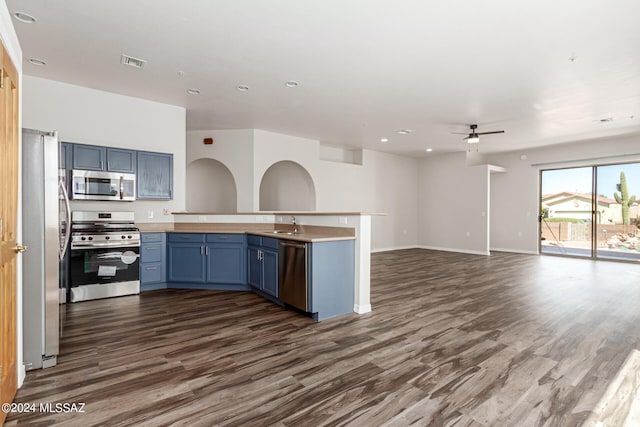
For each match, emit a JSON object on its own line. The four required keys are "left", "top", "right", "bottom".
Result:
{"left": 279, "top": 241, "right": 307, "bottom": 249}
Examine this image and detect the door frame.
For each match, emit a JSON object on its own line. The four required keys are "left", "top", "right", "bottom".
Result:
{"left": 1, "top": 37, "right": 21, "bottom": 424}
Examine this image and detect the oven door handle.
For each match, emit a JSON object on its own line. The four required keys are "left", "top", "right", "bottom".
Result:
{"left": 71, "top": 242, "right": 141, "bottom": 249}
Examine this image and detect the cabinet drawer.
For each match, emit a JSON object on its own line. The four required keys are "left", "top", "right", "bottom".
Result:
{"left": 206, "top": 233, "right": 245, "bottom": 244}
{"left": 141, "top": 233, "right": 164, "bottom": 243}
{"left": 168, "top": 233, "right": 205, "bottom": 243}
{"left": 141, "top": 243, "right": 163, "bottom": 263}
{"left": 140, "top": 262, "right": 163, "bottom": 283}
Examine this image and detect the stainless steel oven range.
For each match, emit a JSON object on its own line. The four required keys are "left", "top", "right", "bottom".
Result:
{"left": 69, "top": 211, "right": 140, "bottom": 302}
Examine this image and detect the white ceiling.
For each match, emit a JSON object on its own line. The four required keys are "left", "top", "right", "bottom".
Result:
{"left": 6, "top": 0, "right": 640, "bottom": 156}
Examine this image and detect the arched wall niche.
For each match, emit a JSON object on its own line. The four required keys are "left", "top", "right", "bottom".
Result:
{"left": 186, "top": 158, "right": 238, "bottom": 212}
{"left": 259, "top": 161, "right": 316, "bottom": 211}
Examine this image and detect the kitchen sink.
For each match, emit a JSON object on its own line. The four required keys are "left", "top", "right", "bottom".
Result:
{"left": 270, "top": 230, "right": 296, "bottom": 235}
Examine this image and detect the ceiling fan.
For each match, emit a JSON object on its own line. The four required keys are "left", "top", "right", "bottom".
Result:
{"left": 452, "top": 124, "right": 505, "bottom": 151}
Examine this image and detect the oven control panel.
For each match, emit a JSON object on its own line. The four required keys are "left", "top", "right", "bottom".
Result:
{"left": 71, "top": 231, "right": 140, "bottom": 248}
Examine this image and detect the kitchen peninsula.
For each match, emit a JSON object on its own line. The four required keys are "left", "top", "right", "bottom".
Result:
{"left": 137, "top": 212, "right": 377, "bottom": 320}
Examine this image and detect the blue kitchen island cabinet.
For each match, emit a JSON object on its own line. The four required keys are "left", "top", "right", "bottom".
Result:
{"left": 167, "top": 234, "right": 206, "bottom": 283}
{"left": 247, "top": 235, "right": 279, "bottom": 299}
{"left": 168, "top": 233, "right": 249, "bottom": 290}
{"left": 206, "top": 234, "right": 246, "bottom": 284}
{"left": 140, "top": 233, "right": 167, "bottom": 291}
{"left": 309, "top": 240, "right": 355, "bottom": 321}
{"left": 137, "top": 151, "right": 173, "bottom": 200}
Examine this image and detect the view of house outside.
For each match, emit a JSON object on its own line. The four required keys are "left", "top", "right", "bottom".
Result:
{"left": 541, "top": 163, "right": 640, "bottom": 261}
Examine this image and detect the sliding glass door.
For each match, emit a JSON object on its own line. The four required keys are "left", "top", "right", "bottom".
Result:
{"left": 540, "top": 162, "right": 640, "bottom": 261}
{"left": 540, "top": 167, "right": 594, "bottom": 257}
{"left": 595, "top": 163, "right": 640, "bottom": 261}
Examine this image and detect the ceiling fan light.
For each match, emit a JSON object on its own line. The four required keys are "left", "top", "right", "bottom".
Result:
{"left": 467, "top": 136, "right": 480, "bottom": 143}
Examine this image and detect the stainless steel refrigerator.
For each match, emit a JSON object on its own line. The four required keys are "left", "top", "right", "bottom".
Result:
{"left": 22, "top": 128, "right": 71, "bottom": 370}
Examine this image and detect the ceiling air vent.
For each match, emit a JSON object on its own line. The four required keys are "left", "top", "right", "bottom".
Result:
{"left": 120, "top": 54, "right": 146, "bottom": 69}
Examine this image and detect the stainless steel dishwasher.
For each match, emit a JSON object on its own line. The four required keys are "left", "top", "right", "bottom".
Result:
{"left": 278, "top": 240, "right": 309, "bottom": 312}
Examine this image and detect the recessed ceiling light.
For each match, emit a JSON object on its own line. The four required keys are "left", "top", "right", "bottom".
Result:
{"left": 425, "top": 148, "right": 433, "bottom": 152}
{"left": 28, "top": 58, "right": 46, "bottom": 66}
{"left": 285, "top": 81, "right": 299, "bottom": 88}
{"left": 186, "top": 88, "right": 200, "bottom": 95}
{"left": 397, "top": 129, "right": 413, "bottom": 135}
{"left": 13, "top": 12, "right": 37, "bottom": 24}
{"left": 380, "top": 138, "right": 389, "bottom": 143}
{"left": 237, "top": 85, "right": 249, "bottom": 92}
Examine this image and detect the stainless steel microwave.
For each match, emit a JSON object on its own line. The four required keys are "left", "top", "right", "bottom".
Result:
{"left": 71, "top": 170, "right": 136, "bottom": 201}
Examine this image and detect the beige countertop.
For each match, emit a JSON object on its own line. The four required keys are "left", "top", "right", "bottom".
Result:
{"left": 136, "top": 222, "right": 356, "bottom": 243}
{"left": 171, "top": 211, "right": 385, "bottom": 216}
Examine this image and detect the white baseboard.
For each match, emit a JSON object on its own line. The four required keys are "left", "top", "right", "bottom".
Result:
{"left": 371, "top": 245, "right": 419, "bottom": 253}
{"left": 354, "top": 304, "right": 372, "bottom": 314}
{"left": 416, "top": 245, "right": 490, "bottom": 256}
{"left": 490, "top": 247, "right": 539, "bottom": 255}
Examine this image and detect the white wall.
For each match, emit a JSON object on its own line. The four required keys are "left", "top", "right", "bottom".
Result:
{"left": 2, "top": 0, "right": 25, "bottom": 387}
{"left": 486, "top": 134, "right": 640, "bottom": 254}
{"left": 186, "top": 129, "right": 254, "bottom": 211}
{"left": 186, "top": 128, "right": 419, "bottom": 251}
{"left": 259, "top": 161, "right": 316, "bottom": 211}
{"left": 186, "top": 158, "right": 237, "bottom": 212}
{"left": 22, "top": 76, "right": 186, "bottom": 222}
{"left": 418, "top": 152, "right": 490, "bottom": 255}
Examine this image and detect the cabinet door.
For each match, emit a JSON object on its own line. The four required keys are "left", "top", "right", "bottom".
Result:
{"left": 167, "top": 243, "right": 205, "bottom": 283}
{"left": 262, "top": 249, "right": 278, "bottom": 297}
{"left": 207, "top": 244, "right": 246, "bottom": 284}
{"left": 137, "top": 151, "right": 173, "bottom": 200}
{"left": 247, "top": 247, "right": 261, "bottom": 289}
{"left": 106, "top": 148, "right": 136, "bottom": 173}
{"left": 72, "top": 144, "right": 106, "bottom": 170}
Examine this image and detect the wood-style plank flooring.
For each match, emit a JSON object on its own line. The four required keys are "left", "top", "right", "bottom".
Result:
{"left": 7, "top": 249, "right": 640, "bottom": 426}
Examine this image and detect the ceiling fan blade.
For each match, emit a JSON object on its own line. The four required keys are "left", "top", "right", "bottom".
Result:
{"left": 477, "top": 130, "right": 505, "bottom": 135}
{"left": 451, "top": 132, "right": 470, "bottom": 135}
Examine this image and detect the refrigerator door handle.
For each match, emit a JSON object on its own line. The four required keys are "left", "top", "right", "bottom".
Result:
{"left": 59, "top": 179, "right": 72, "bottom": 261}
{"left": 119, "top": 175, "right": 124, "bottom": 200}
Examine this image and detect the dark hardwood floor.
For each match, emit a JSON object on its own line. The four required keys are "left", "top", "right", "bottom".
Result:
{"left": 7, "top": 249, "right": 640, "bottom": 426}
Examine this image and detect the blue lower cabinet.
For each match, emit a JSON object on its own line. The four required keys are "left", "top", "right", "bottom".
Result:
{"left": 247, "top": 236, "right": 279, "bottom": 299}
{"left": 247, "top": 247, "right": 262, "bottom": 289}
{"left": 261, "top": 249, "right": 278, "bottom": 297}
{"left": 167, "top": 233, "right": 248, "bottom": 290}
{"left": 140, "top": 233, "right": 167, "bottom": 291}
{"left": 207, "top": 244, "right": 246, "bottom": 284}
{"left": 168, "top": 243, "right": 206, "bottom": 283}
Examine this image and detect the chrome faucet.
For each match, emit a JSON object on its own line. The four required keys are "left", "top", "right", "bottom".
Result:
{"left": 291, "top": 216, "right": 298, "bottom": 234}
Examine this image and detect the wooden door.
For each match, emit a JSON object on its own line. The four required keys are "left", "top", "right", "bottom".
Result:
{"left": 1, "top": 39, "right": 20, "bottom": 424}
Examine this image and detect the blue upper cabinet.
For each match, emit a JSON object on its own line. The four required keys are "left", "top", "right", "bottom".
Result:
{"left": 106, "top": 148, "right": 136, "bottom": 173}
{"left": 137, "top": 151, "right": 173, "bottom": 200}
{"left": 72, "top": 144, "right": 106, "bottom": 171}
{"left": 71, "top": 144, "right": 136, "bottom": 173}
